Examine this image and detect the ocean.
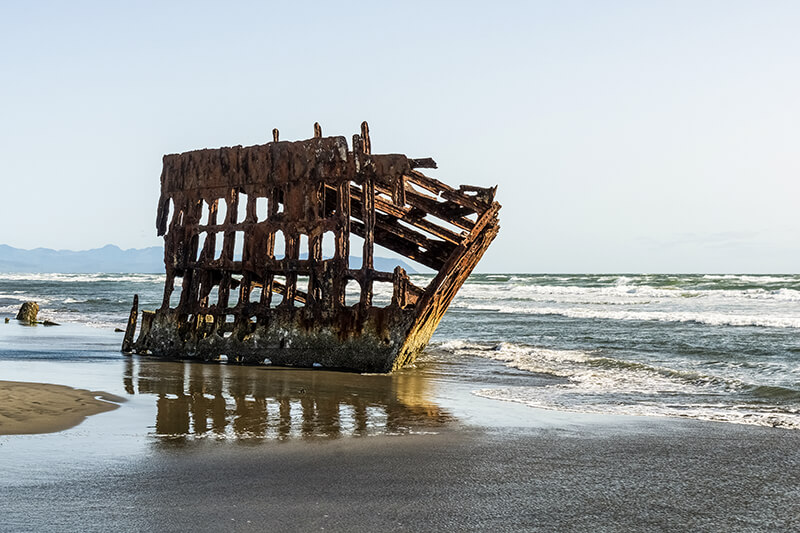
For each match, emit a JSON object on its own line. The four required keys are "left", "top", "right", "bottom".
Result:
{"left": 1, "top": 272, "right": 799, "bottom": 429}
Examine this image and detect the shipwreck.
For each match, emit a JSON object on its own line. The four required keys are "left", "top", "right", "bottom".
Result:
{"left": 122, "top": 122, "right": 500, "bottom": 372}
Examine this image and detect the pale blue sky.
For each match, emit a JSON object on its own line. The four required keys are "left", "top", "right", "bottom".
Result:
{"left": 1, "top": 1, "right": 798, "bottom": 272}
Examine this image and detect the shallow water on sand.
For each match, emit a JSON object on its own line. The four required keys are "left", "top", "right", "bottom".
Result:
{"left": 0, "top": 323, "right": 558, "bottom": 451}
{"left": 2, "top": 272, "right": 800, "bottom": 428}
{"left": 2, "top": 329, "right": 799, "bottom": 533}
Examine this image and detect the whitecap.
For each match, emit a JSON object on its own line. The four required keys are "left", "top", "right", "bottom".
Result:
{"left": 464, "top": 341, "right": 800, "bottom": 429}
{"left": 472, "top": 387, "right": 800, "bottom": 429}
{"left": 0, "top": 273, "right": 165, "bottom": 283}
{"left": 453, "top": 302, "right": 800, "bottom": 329}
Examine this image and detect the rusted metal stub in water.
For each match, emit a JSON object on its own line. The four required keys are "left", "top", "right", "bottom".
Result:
{"left": 122, "top": 122, "right": 501, "bottom": 372}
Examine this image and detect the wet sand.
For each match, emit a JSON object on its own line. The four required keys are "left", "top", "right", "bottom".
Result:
{"left": 3, "top": 420, "right": 799, "bottom": 532}
{"left": 0, "top": 380, "right": 121, "bottom": 435}
{"left": 1, "top": 322, "right": 799, "bottom": 531}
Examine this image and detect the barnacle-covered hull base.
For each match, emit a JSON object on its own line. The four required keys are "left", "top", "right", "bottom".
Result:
{"left": 123, "top": 122, "right": 500, "bottom": 373}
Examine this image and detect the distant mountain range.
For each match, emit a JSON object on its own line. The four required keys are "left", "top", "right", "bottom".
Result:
{"left": 0, "top": 244, "right": 418, "bottom": 274}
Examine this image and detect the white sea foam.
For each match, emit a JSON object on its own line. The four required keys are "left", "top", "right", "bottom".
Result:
{"left": 472, "top": 387, "right": 800, "bottom": 429}
{"left": 0, "top": 273, "right": 165, "bottom": 283}
{"left": 454, "top": 282, "right": 800, "bottom": 303}
{"left": 446, "top": 275, "right": 800, "bottom": 329}
{"left": 701, "top": 274, "right": 797, "bottom": 284}
{"left": 440, "top": 341, "right": 800, "bottom": 429}
{"left": 452, "top": 302, "right": 800, "bottom": 328}
{"left": 0, "top": 295, "right": 53, "bottom": 305}
{"left": 0, "top": 293, "right": 26, "bottom": 300}
{"left": 771, "top": 288, "right": 800, "bottom": 301}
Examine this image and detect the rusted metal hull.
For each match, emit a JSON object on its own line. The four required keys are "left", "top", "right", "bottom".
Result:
{"left": 123, "top": 122, "right": 500, "bottom": 372}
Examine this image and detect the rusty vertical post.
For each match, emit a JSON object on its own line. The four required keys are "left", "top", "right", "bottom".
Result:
{"left": 310, "top": 234, "right": 322, "bottom": 262}
{"left": 178, "top": 272, "right": 190, "bottom": 310}
{"left": 284, "top": 234, "right": 298, "bottom": 307}
{"left": 340, "top": 181, "right": 351, "bottom": 262}
{"left": 189, "top": 270, "right": 203, "bottom": 328}
{"left": 392, "top": 267, "right": 408, "bottom": 308}
{"left": 240, "top": 273, "right": 251, "bottom": 310}
{"left": 263, "top": 186, "right": 281, "bottom": 308}
{"left": 218, "top": 273, "right": 231, "bottom": 312}
{"left": 245, "top": 193, "right": 256, "bottom": 223}
{"left": 361, "top": 124, "right": 375, "bottom": 308}
{"left": 272, "top": 128, "right": 279, "bottom": 142}
{"left": 222, "top": 188, "right": 237, "bottom": 264}
{"left": 263, "top": 228, "right": 275, "bottom": 308}
{"left": 357, "top": 123, "right": 374, "bottom": 273}
{"left": 309, "top": 182, "right": 324, "bottom": 304}
{"left": 122, "top": 294, "right": 138, "bottom": 353}
{"left": 362, "top": 179, "right": 375, "bottom": 270}
{"left": 207, "top": 198, "right": 219, "bottom": 261}
{"left": 360, "top": 121, "right": 371, "bottom": 154}
{"left": 334, "top": 177, "right": 351, "bottom": 306}
{"left": 361, "top": 176, "right": 375, "bottom": 307}
{"left": 161, "top": 271, "right": 174, "bottom": 310}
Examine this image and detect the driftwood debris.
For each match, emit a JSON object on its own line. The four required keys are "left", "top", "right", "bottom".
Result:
{"left": 122, "top": 122, "right": 501, "bottom": 372}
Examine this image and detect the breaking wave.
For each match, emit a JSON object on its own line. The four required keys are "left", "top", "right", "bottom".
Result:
{"left": 435, "top": 341, "right": 800, "bottom": 429}
{"left": 451, "top": 303, "right": 800, "bottom": 329}
{"left": 0, "top": 273, "right": 165, "bottom": 283}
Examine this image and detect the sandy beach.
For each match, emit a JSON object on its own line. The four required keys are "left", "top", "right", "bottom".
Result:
{"left": 3, "top": 417, "right": 799, "bottom": 531}
{"left": 0, "top": 380, "right": 121, "bottom": 435}
{"left": 1, "top": 322, "right": 799, "bottom": 531}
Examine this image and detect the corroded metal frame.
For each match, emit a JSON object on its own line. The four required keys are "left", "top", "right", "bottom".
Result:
{"left": 123, "top": 122, "right": 500, "bottom": 372}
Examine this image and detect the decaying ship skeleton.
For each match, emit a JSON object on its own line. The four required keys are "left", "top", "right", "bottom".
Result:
{"left": 122, "top": 122, "right": 500, "bottom": 372}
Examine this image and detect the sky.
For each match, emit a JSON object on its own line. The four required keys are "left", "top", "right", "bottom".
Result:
{"left": 1, "top": 1, "right": 798, "bottom": 273}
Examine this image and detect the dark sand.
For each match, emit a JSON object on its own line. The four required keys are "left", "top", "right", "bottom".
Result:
{"left": 3, "top": 419, "right": 800, "bottom": 531}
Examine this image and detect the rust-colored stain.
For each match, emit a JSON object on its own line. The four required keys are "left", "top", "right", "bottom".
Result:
{"left": 123, "top": 122, "right": 501, "bottom": 372}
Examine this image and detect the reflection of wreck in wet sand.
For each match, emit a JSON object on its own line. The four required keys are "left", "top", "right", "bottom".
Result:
{"left": 122, "top": 122, "right": 500, "bottom": 372}
{"left": 124, "top": 359, "right": 453, "bottom": 440}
